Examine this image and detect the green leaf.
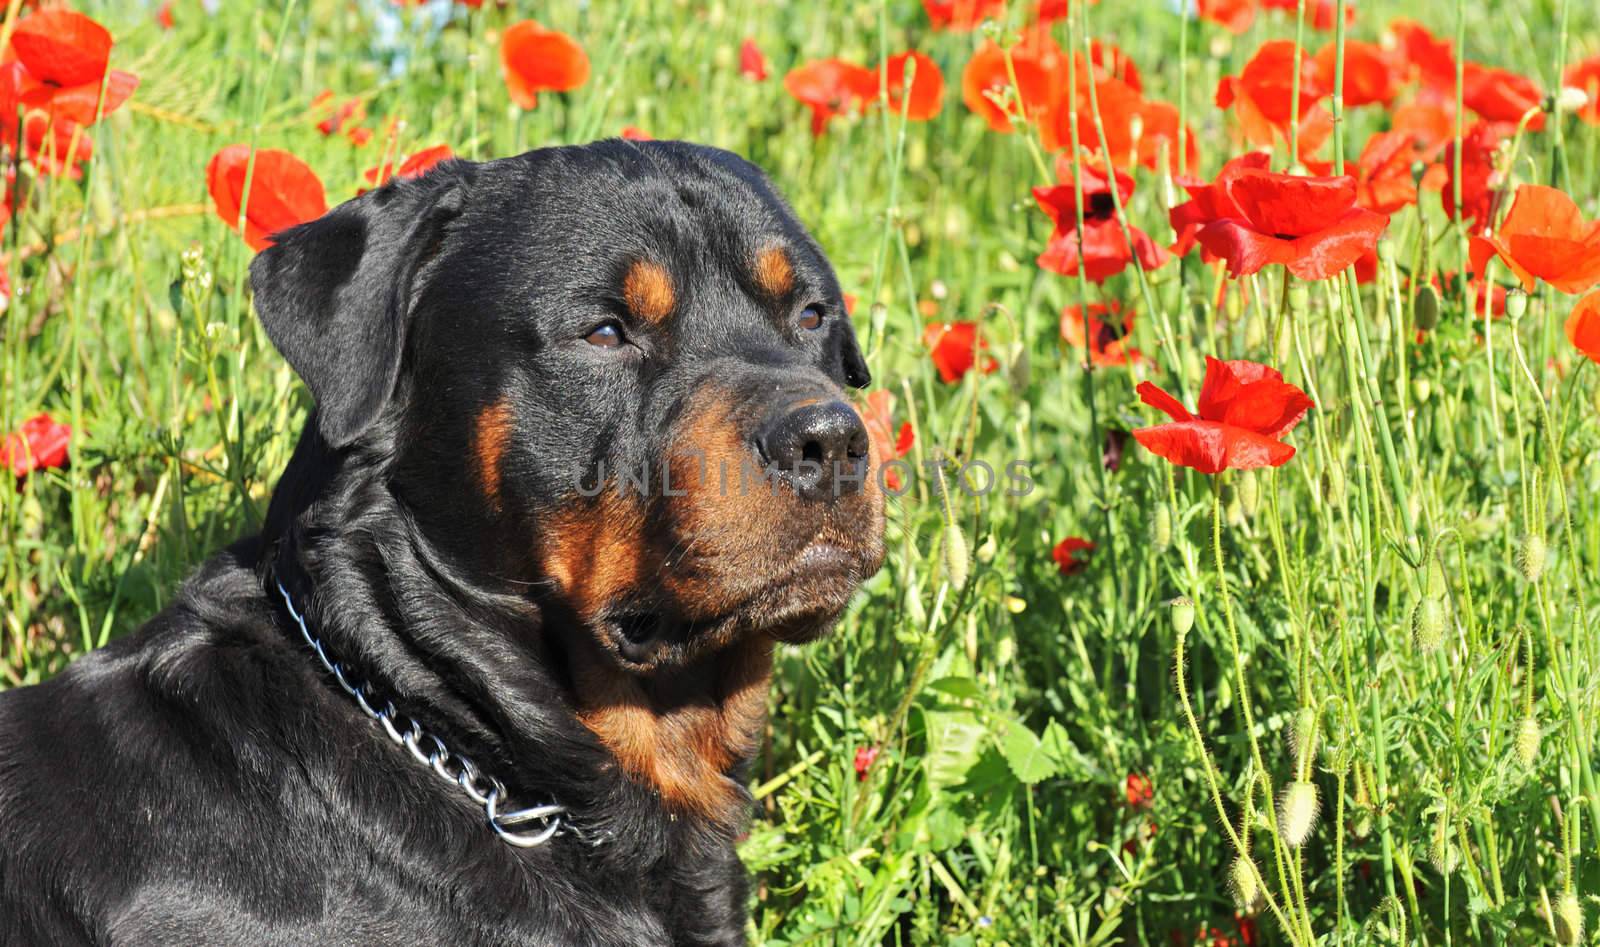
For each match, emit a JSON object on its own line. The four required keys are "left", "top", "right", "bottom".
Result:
{"left": 999, "top": 718, "right": 1061, "bottom": 785}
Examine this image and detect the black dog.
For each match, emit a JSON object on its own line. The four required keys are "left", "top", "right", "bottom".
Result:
{"left": 0, "top": 141, "right": 885, "bottom": 945}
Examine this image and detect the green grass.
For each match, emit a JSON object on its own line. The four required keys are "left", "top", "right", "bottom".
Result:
{"left": 4, "top": 0, "right": 1600, "bottom": 943}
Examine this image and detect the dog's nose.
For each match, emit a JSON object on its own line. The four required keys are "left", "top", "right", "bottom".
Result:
{"left": 757, "top": 400, "right": 870, "bottom": 500}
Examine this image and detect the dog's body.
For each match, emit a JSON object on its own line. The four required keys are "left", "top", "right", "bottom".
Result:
{"left": 0, "top": 141, "right": 884, "bottom": 945}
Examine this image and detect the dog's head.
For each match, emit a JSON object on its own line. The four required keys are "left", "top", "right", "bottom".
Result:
{"left": 252, "top": 141, "right": 886, "bottom": 675}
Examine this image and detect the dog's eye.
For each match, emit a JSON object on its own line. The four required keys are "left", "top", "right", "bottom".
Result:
{"left": 798, "top": 306, "right": 824, "bottom": 331}
{"left": 585, "top": 322, "right": 625, "bottom": 348}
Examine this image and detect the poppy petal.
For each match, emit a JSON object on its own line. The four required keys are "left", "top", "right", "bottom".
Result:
{"left": 1135, "top": 381, "right": 1194, "bottom": 422}
{"left": 1567, "top": 291, "right": 1600, "bottom": 362}
{"left": 1284, "top": 208, "right": 1389, "bottom": 280}
{"left": 1195, "top": 219, "right": 1297, "bottom": 278}
{"left": 1134, "top": 420, "right": 1298, "bottom": 474}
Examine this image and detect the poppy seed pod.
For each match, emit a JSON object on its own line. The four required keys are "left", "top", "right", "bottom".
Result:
{"left": 1414, "top": 285, "right": 1441, "bottom": 330}
{"left": 1235, "top": 469, "right": 1260, "bottom": 518}
{"left": 1151, "top": 505, "right": 1173, "bottom": 550}
{"left": 1519, "top": 533, "right": 1546, "bottom": 583}
{"left": 1288, "top": 282, "right": 1311, "bottom": 316}
{"left": 1170, "top": 596, "right": 1196, "bottom": 636}
{"left": 1412, "top": 596, "right": 1446, "bottom": 651}
{"left": 1506, "top": 289, "right": 1529, "bottom": 321}
{"left": 1229, "top": 856, "right": 1262, "bottom": 912}
{"left": 1553, "top": 890, "right": 1583, "bottom": 945}
{"left": 1516, "top": 715, "right": 1541, "bottom": 767}
{"left": 1279, "top": 781, "right": 1320, "bottom": 847}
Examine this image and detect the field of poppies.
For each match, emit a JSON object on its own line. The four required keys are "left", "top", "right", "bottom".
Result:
{"left": 4, "top": 0, "right": 1600, "bottom": 943}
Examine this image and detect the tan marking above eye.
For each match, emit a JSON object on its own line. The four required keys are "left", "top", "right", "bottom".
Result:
{"left": 623, "top": 260, "right": 675, "bottom": 323}
{"left": 753, "top": 246, "right": 794, "bottom": 297}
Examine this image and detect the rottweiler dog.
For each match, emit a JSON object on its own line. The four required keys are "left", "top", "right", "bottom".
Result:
{"left": 0, "top": 140, "right": 886, "bottom": 945}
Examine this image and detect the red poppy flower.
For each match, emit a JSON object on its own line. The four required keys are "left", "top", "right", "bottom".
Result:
{"left": 1044, "top": 73, "right": 1137, "bottom": 156}
{"left": 363, "top": 143, "right": 453, "bottom": 189}
{"left": 1034, "top": 154, "right": 1171, "bottom": 282}
{"left": 1306, "top": 130, "right": 1426, "bottom": 214}
{"left": 1125, "top": 772, "right": 1154, "bottom": 808}
{"left": 923, "top": 321, "right": 997, "bottom": 383}
{"left": 1091, "top": 40, "right": 1142, "bottom": 93}
{"left": 4, "top": 107, "right": 94, "bottom": 178}
{"left": 1133, "top": 357, "right": 1314, "bottom": 474}
{"left": 1061, "top": 301, "right": 1144, "bottom": 367}
{"left": 881, "top": 51, "right": 944, "bottom": 121}
{"left": 1198, "top": 0, "right": 1257, "bottom": 34}
{"left": 8, "top": 9, "right": 139, "bottom": 126}
{"left": 1216, "top": 41, "right": 1332, "bottom": 153}
{"left": 739, "top": 38, "right": 768, "bottom": 81}
{"left": 1169, "top": 150, "right": 1274, "bottom": 257}
{"left": 500, "top": 21, "right": 589, "bottom": 111}
{"left": 312, "top": 91, "right": 366, "bottom": 137}
{"left": 1565, "top": 55, "right": 1600, "bottom": 124}
{"left": 922, "top": 0, "right": 1006, "bottom": 31}
{"left": 1567, "top": 291, "right": 1600, "bottom": 363}
{"left": 1312, "top": 40, "right": 1399, "bottom": 107}
{"left": 2, "top": 412, "right": 70, "bottom": 478}
{"left": 1463, "top": 63, "right": 1544, "bottom": 130}
{"left": 1389, "top": 19, "right": 1456, "bottom": 92}
{"left": 784, "top": 58, "right": 876, "bottom": 136}
{"left": 156, "top": 2, "right": 175, "bottom": 30}
{"left": 1261, "top": 0, "right": 1352, "bottom": 30}
{"left": 853, "top": 745, "right": 880, "bottom": 780}
{"left": 1425, "top": 270, "right": 1507, "bottom": 321}
{"left": 1390, "top": 99, "right": 1457, "bottom": 152}
{"left": 1439, "top": 121, "right": 1505, "bottom": 231}
{"left": 1194, "top": 170, "right": 1388, "bottom": 280}
{"left": 1469, "top": 185, "right": 1600, "bottom": 295}
{"left": 861, "top": 389, "right": 915, "bottom": 490}
{"left": 1053, "top": 536, "right": 1095, "bottom": 575}
{"left": 207, "top": 145, "right": 328, "bottom": 253}
{"left": 961, "top": 37, "right": 1064, "bottom": 133}
{"left": 619, "top": 126, "right": 653, "bottom": 141}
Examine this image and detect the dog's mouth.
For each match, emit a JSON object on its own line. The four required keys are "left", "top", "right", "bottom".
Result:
{"left": 600, "top": 539, "right": 879, "bottom": 671}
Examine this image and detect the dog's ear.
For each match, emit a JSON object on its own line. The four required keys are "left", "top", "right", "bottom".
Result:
{"left": 250, "top": 163, "right": 471, "bottom": 449}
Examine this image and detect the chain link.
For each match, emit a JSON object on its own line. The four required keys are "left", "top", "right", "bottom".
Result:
{"left": 276, "top": 581, "right": 569, "bottom": 848}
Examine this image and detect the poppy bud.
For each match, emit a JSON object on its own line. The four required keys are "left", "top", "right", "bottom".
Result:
{"left": 1235, "top": 470, "right": 1260, "bottom": 518}
{"left": 1324, "top": 463, "right": 1346, "bottom": 507}
{"left": 1288, "top": 282, "right": 1311, "bottom": 316}
{"left": 976, "top": 532, "right": 997, "bottom": 564}
{"left": 943, "top": 522, "right": 969, "bottom": 589}
{"left": 1553, "top": 890, "right": 1583, "bottom": 945}
{"left": 1229, "top": 856, "right": 1262, "bottom": 912}
{"left": 1414, "top": 285, "right": 1441, "bottom": 331}
{"left": 1170, "top": 596, "right": 1196, "bottom": 637}
{"left": 1244, "top": 312, "right": 1267, "bottom": 350}
{"left": 1516, "top": 715, "right": 1540, "bottom": 767}
{"left": 1429, "top": 809, "right": 1459, "bottom": 875}
{"left": 1279, "top": 780, "right": 1320, "bottom": 847}
{"left": 1289, "top": 705, "right": 1318, "bottom": 769}
{"left": 1413, "top": 377, "right": 1433, "bottom": 403}
{"left": 1506, "top": 289, "right": 1529, "bottom": 321}
{"left": 1005, "top": 595, "right": 1027, "bottom": 614}
{"left": 1410, "top": 160, "right": 1427, "bottom": 185}
{"left": 1519, "top": 533, "right": 1546, "bottom": 583}
{"left": 1151, "top": 505, "right": 1173, "bottom": 550}
{"left": 870, "top": 303, "right": 889, "bottom": 346}
{"left": 1412, "top": 596, "right": 1446, "bottom": 651}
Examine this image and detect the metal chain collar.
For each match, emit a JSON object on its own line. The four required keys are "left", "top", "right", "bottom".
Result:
{"left": 275, "top": 580, "right": 569, "bottom": 849}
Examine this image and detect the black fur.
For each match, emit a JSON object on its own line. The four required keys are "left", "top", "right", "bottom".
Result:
{"left": 0, "top": 141, "right": 884, "bottom": 945}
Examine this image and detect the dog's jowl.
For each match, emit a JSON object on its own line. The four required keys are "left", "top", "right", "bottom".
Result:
{"left": 0, "top": 141, "right": 885, "bottom": 946}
